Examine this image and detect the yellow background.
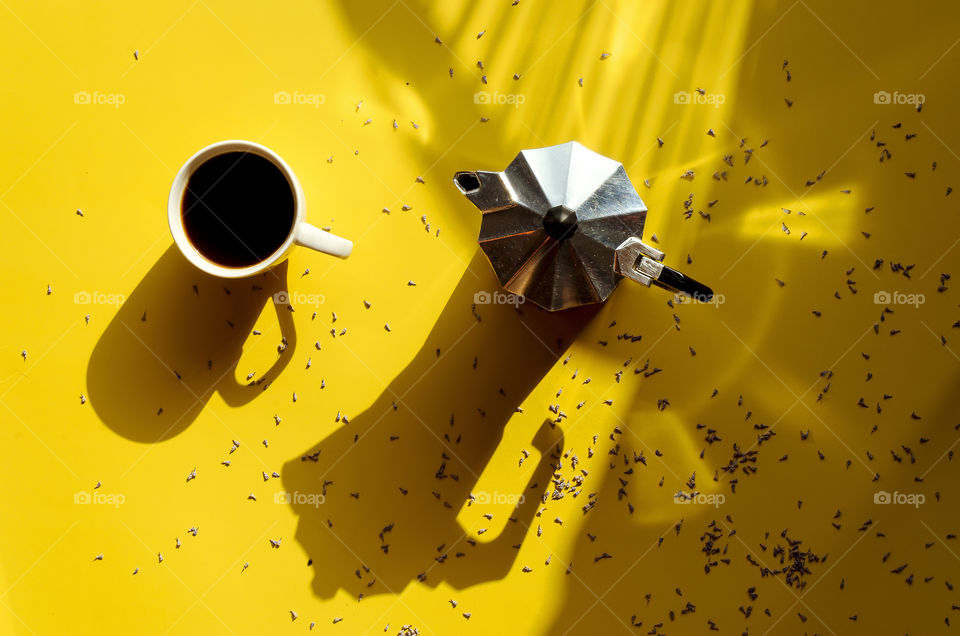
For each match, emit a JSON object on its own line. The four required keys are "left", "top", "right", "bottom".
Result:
{"left": 2, "top": 0, "right": 959, "bottom": 634}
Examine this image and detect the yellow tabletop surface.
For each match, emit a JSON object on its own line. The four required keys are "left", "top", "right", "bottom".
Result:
{"left": 2, "top": 0, "right": 959, "bottom": 634}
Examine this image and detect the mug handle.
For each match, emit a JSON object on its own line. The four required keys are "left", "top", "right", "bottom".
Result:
{"left": 295, "top": 222, "right": 353, "bottom": 259}
{"left": 217, "top": 268, "right": 298, "bottom": 405}
{"left": 615, "top": 237, "right": 714, "bottom": 301}
{"left": 457, "top": 420, "right": 563, "bottom": 543}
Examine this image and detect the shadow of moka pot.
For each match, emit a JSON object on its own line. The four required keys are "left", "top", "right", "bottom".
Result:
{"left": 283, "top": 251, "right": 602, "bottom": 599}
{"left": 87, "top": 245, "right": 296, "bottom": 442}
{"left": 454, "top": 141, "right": 714, "bottom": 311}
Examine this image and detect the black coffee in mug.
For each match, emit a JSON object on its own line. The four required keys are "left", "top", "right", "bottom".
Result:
{"left": 182, "top": 152, "right": 295, "bottom": 268}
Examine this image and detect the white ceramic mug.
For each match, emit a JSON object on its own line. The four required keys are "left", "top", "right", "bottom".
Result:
{"left": 168, "top": 140, "right": 352, "bottom": 278}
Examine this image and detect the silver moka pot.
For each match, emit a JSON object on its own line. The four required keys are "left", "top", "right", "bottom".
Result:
{"left": 454, "top": 141, "right": 713, "bottom": 311}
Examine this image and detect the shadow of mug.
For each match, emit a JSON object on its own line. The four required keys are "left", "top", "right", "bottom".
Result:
{"left": 87, "top": 244, "right": 296, "bottom": 442}
{"left": 282, "top": 250, "right": 602, "bottom": 599}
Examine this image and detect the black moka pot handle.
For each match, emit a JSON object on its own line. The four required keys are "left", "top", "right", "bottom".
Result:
{"left": 651, "top": 265, "right": 714, "bottom": 301}
{"left": 615, "top": 237, "right": 714, "bottom": 302}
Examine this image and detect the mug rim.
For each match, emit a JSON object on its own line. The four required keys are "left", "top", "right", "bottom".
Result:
{"left": 168, "top": 140, "right": 305, "bottom": 278}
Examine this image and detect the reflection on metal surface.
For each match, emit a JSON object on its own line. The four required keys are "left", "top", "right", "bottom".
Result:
{"left": 455, "top": 141, "right": 713, "bottom": 311}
